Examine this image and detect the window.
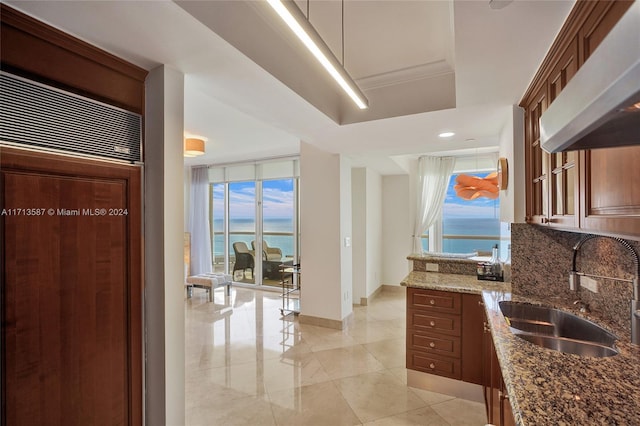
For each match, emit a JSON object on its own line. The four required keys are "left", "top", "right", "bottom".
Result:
{"left": 423, "top": 168, "right": 500, "bottom": 255}
{"left": 442, "top": 172, "right": 500, "bottom": 254}
{"left": 208, "top": 159, "right": 300, "bottom": 286}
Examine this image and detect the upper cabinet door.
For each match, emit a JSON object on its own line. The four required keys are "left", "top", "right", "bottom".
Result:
{"left": 524, "top": 83, "right": 549, "bottom": 224}
{"left": 581, "top": 147, "right": 640, "bottom": 237}
{"left": 548, "top": 37, "right": 580, "bottom": 228}
{"left": 579, "top": 0, "right": 634, "bottom": 65}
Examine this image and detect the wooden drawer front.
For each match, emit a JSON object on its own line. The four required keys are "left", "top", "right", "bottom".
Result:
{"left": 407, "top": 350, "right": 461, "bottom": 380}
{"left": 408, "top": 288, "right": 461, "bottom": 314}
{"left": 409, "top": 331, "right": 461, "bottom": 358}
{"left": 408, "top": 310, "right": 461, "bottom": 336}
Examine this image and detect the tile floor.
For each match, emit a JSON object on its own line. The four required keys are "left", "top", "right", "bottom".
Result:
{"left": 185, "top": 286, "right": 488, "bottom": 426}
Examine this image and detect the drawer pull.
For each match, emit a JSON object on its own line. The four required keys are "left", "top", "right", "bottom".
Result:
{"left": 429, "top": 320, "right": 436, "bottom": 326}
{"left": 429, "top": 363, "right": 435, "bottom": 369}
{"left": 429, "top": 342, "right": 435, "bottom": 348}
{"left": 429, "top": 299, "right": 435, "bottom": 305}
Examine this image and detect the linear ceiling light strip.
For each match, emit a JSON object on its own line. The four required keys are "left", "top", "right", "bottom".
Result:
{"left": 267, "top": 0, "right": 369, "bottom": 110}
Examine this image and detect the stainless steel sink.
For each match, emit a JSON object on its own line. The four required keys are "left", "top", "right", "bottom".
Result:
{"left": 515, "top": 334, "right": 619, "bottom": 357}
{"left": 499, "top": 301, "right": 619, "bottom": 357}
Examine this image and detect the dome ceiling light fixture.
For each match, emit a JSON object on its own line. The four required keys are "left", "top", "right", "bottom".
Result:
{"left": 184, "top": 137, "right": 206, "bottom": 157}
{"left": 439, "top": 131, "right": 455, "bottom": 138}
{"left": 266, "top": 0, "right": 369, "bottom": 110}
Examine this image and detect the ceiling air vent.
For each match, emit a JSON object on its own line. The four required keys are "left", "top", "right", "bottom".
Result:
{"left": 0, "top": 72, "right": 142, "bottom": 162}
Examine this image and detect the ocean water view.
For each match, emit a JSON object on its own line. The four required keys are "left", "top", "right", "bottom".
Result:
{"left": 213, "top": 217, "right": 501, "bottom": 258}
{"left": 213, "top": 218, "right": 296, "bottom": 258}
{"left": 425, "top": 217, "right": 501, "bottom": 253}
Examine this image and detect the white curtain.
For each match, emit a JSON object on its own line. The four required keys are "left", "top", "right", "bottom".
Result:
{"left": 413, "top": 156, "right": 456, "bottom": 253}
{"left": 189, "top": 167, "right": 213, "bottom": 275}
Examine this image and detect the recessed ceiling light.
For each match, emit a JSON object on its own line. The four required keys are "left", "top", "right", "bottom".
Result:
{"left": 439, "top": 132, "right": 455, "bottom": 138}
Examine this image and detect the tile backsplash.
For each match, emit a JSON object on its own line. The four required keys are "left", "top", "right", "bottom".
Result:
{"left": 511, "top": 224, "right": 639, "bottom": 334}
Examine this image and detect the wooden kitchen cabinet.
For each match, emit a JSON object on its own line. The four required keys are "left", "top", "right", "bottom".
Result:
{"left": 406, "top": 288, "right": 483, "bottom": 385}
{"left": 580, "top": 147, "right": 640, "bottom": 235}
{"left": 483, "top": 314, "right": 515, "bottom": 426}
{"left": 578, "top": 0, "right": 633, "bottom": 64}
{"left": 521, "top": 0, "right": 640, "bottom": 238}
{"left": 524, "top": 83, "right": 549, "bottom": 225}
{"left": 547, "top": 37, "right": 580, "bottom": 229}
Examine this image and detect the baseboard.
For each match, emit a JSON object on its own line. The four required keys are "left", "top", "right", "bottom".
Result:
{"left": 298, "top": 312, "right": 354, "bottom": 330}
{"left": 381, "top": 284, "right": 406, "bottom": 294}
{"left": 407, "top": 369, "right": 484, "bottom": 403}
{"left": 358, "top": 284, "right": 406, "bottom": 306}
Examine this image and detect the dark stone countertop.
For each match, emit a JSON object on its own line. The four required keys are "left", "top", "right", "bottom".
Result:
{"left": 483, "top": 290, "right": 640, "bottom": 426}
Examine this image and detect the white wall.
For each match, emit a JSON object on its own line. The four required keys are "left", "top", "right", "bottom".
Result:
{"left": 339, "top": 156, "right": 353, "bottom": 316}
{"left": 351, "top": 167, "right": 383, "bottom": 301}
{"left": 381, "top": 174, "right": 412, "bottom": 286}
{"left": 499, "top": 105, "right": 526, "bottom": 223}
{"left": 184, "top": 166, "right": 191, "bottom": 232}
{"left": 351, "top": 168, "right": 367, "bottom": 302}
{"left": 299, "top": 142, "right": 346, "bottom": 321}
{"left": 365, "top": 169, "right": 382, "bottom": 297}
{"left": 144, "top": 65, "right": 185, "bottom": 426}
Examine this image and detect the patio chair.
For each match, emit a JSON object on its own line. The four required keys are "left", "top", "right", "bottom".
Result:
{"left": 232, "top": 242, "right": 254, "bottom": 277}
{"left": 251, "top": 240, "right": 283, "bottom": 261}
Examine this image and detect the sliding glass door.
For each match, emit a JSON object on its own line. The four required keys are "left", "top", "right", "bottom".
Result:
{"left": 261, "top": 178, "right": 296, "bottom": 286}
{"left": 208, "top": 159, "right": 300, "bottom": 286}
{"left": 228, "top": 181, "right": 256, "bottom": 283}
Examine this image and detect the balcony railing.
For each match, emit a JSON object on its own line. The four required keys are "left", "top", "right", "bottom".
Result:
{"left": 421, "top": 233, "right": 502, "bottom": 254}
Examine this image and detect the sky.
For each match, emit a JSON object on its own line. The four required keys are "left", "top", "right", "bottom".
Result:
{"left": 212, "top": 179, "right": 294, "bottom": 220}
{"left": 211, "top": 173, "right": 499, "bottom": 221}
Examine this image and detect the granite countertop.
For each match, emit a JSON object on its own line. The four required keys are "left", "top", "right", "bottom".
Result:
{"left": 400, "top": 270, "right": 510, "bottom": 294}
{"left": 402, "top": 270, "right": 640, "bottom": 425}
{"left": 483, "top": 290, "right": 640, "bottom": 426}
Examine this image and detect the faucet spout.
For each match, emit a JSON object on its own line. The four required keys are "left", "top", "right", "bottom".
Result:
{"left": 571, "top": 235, "right": 640, "bottom": 346}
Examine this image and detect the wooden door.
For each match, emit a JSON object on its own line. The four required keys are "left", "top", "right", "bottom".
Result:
{"left": 1, "top": 147, "right": 142, "bottom": 426}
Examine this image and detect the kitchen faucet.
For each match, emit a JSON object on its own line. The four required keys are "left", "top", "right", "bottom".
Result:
{"left": 569, "top": 234, "right": 640, "bottom": 346}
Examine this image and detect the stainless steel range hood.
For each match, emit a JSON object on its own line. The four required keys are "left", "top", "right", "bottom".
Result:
{"left": 540, "top": 2, "right": 640, "bottom": 153}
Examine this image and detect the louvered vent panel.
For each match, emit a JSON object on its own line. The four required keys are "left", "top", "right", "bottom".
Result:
{"left": 0, "top": 72, "right": 141, "bottom": 162}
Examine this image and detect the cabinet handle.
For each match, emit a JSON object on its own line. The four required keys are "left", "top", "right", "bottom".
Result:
{"left": 429, "top": 363, "right": 435, "bottom": 369}
{"left": 429, "top": 320, "right": 436, "bottom": 326}
{"left": 429, "top": 342, "right": 435, "bottom": 348}
{"left": 483, "top": 322, "right": 491, "bottom": 333}
{"left": 478, "top": 300, "right": 485, "bottom": 306}
{"left": 429, "top": 299, "right": 435, "bottom": 305}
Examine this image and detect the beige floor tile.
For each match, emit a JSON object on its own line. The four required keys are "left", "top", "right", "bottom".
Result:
{"left": 362, "top": 406, "right": 450, "bottom": 426}
{"left": 186, "top": 394, "right": 277, "bottom": 426}
{"left": 430, "top": 398, "right": 488, "bottom": 425}
{"left": 185, "top": 287, "right": 488, "bottom": 426}
{"left": 363, "top": 337, "right": 406, "bottom": 368}
{"left": 268, "top": 381, "right": 361, "bottom": 426}
{"left": 188, "top": 361, "right": 269, "bottom": 399}
{"left": 299, "top": 324, "right": 360, "bottom": 352}
{"left": 409, "top": 387, "right": 457, "bottom": 406}
{"left": 314, "top": 345, "right": 385, "bottom": 379}
{"left": 335, "top": 371, "right": 427, "bottom": 423}
{"left": 345, "top": 320, "right": 404, "bottom": 344}
{"left": 386, "top": 366, "right": 409, "bottom": 384}
{"left": 261, "top": 354, "right": 331, "bottom": 393}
